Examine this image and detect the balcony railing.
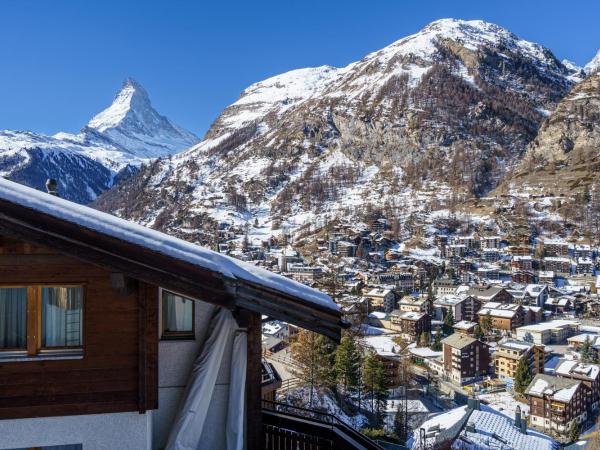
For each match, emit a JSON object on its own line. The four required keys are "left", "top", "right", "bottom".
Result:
{"left": 262, "top": 400, "right": 394, "bottom": 450}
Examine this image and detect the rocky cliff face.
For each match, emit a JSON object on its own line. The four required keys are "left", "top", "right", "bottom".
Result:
{"left": 0, "top": 79, "right": 198, "bottom": 203}
{"left": 95, "top": 19, "right": 582, "bottom": 239}
{"left": 500, "top": 72, "right": 600, "bottom": 197}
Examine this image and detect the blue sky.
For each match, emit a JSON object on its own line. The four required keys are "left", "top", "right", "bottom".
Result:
{"left": 1, "top": 0, "right": 599, "bottom": 137}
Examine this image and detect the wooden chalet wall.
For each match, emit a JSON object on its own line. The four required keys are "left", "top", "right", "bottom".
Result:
{"left": 0, "top": 236, "right": 158, "bottom": 420}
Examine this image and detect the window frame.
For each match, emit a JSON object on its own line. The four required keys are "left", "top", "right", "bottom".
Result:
{"left": 0, "top": 283, "right": 86, "bottom": 357}
{"left": 160, "top": 288, "right": 196, "bottom": 341}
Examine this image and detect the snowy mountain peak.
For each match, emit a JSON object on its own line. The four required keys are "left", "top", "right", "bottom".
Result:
{"left": 84, "top": 78, "right": 199, "bottom": 158}
{"left": 585, "top": 49, "right": 600, "bottom": 74}
{"left": 87, "top": 78, "right": 151, "bottom": 132}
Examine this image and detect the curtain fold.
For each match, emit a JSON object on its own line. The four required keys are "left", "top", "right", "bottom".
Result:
{"left": 0, "top": 288, "right": 27, "bottom": 349}
{"left": 226, "top": 330, "right": 247, "bottom": 450}
{"left": 166, "top": 308, "right": 247, "bottom": 450}
{"left": 164, "top": 292, "right": 193, "bottom": 331}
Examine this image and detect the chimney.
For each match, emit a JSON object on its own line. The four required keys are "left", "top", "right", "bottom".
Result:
{"left": 45, "top": 178, "right": 59, "bottom": 196}
{"left": 515, "top": 405, "right": 522, "bottom": 429}
{"left": 520, "top": 418, "right": 527, "bottom": 434}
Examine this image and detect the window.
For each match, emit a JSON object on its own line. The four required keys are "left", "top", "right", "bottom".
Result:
{"left": 0, "top": 285, "right": 84, "bottom": 357}
{"left": 162, "top": 290, "right": 195, "bottom": 339}
{"left": 0, "top": 288, "right": 27, "bottom": 350}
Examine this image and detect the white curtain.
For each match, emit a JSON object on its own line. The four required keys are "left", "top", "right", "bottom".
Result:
{"left": 42, "top": 287, "right": 83, "bottom": 347}
{"left": 165, "top": 293, "right": 193, "bottom": 331}
{"left": 226, "top": 330, "right": 247, "bottom": 450}
{"left": 166, "top": 308, "right": 248, "bottom": 450}
{"left": 0, "top": 288, "right": 27, "bottom": 349}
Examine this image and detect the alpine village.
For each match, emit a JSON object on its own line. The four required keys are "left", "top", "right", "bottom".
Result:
{"left": 2, "top": 11, "right": 600, "bottom": 450}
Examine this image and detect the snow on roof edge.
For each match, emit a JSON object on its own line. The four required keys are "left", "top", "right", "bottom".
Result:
{"left": 0, "top": 178, "right": 337, "bottom": 312}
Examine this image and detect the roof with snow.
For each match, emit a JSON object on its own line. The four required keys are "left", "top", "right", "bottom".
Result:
{"left": 525, "top": 374, "right": 581, "bottom": 403}
{"left": 0, "top": 178, "right": 342, "bottom": 340}
{"left": 410, "top": 403, "right": 557, "bottom": 450}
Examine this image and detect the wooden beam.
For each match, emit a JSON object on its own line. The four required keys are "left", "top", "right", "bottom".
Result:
{"left": 242, "top": 310, "right": 262, "bottom": 450}
{"left": 137, "top": 283, "right": 147, "bottom": 414}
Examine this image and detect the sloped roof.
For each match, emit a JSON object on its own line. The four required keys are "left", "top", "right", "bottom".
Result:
{"left": 461, "top": 407, "right": 557, "bottom": 450}
{"left": 0, "top": 178, "right": 342, "bottom": 340}
{"left": 442, "top": 333, "right": 477, "bottom": 349}
{"left": 525, "top": 374, "right": 580, "bottom": 402}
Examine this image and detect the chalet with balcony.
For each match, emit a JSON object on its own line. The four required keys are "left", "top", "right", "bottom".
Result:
{"left": 554, "top": 359, "right": 600, "bottom": 412}
{"left": 526, "top": 374, "right": 588, "bottom": 434}
{"left": 493, "top": 339, "right": 545, "bottom": 389}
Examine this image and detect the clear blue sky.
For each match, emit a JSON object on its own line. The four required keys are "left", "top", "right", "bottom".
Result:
{"left": 1, "top": 0, "right": 599, "bottom": 137}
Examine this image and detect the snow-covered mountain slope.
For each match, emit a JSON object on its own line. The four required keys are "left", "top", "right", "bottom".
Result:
{"left": 585, "top": 49, "right": 600, "bottom": 74}
{"left": 0, "top": 79, "right": 198, "bottom": 203}
{"left": 96, "top": 19, "right": 582, "bottom": 242}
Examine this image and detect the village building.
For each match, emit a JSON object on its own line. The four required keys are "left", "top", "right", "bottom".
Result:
{"left": 433, "top": 276, "right": 460, "bottom": 296}
{"left": 409, "top": 401, "right": 556, "bottom": 450}
{"left": 433, "top": 294, "right": 480, "bottom": 323}
{"left": 576, "top": 257, "right": 594, "bottom": 274}
{"left": 365, "top": 287, "right": 396, "bottom": 312}
{"left": 493, "top": 339, "right": 545, "bottom": 390}
{"left": 453, "top": 320, "right": 478, "bottom": 335}
{"left": 553, "top": 359, "right": 600, "bottom": 412}
{"left": 480, "top": 236, "right": 502, "bottom": 249}
{"left": 442, "top": 334, "right": 490, "bottom": 385}
{"left": 526, "top": 374, "right": 588, "bottom": 434}
{"left": 476, "top": 302, "right": 525, "bottom": 331}
{"left": 512, "top": 255, "right": 534, "bottom": 271}
{"left": 516, "top": 320, "right": 579, "bottom": 345}
{"left": 397, "top": 295, "right": 429, "bottom": 313}
{"left": 544, "top": 297, "right": 574, "bottom": 314}
{"left": 395, "top": 311, "right": 431, "bottom": 341}
{"left": 465, "top": 285, "right": 513, "bottom": 304}
{"left": 539, "top": 239, "right": 570, "bottom": 257}
{"left": 543, "top": 257, "right": 572, "bottom": 276}
{"left": 539, "top": 271, "right": 556, "bottom": 284}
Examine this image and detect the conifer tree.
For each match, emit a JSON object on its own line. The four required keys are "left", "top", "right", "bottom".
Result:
{"left": 335, "top": 332, "right": 362, "bottom": 396}
{"left": 568, "top": 420, "right": 580, "bottom": 443}
{"left": 443, "top": 309, "right": 455, "bottom": 335}
{"left": 581, "top": 335, "right": 593, "bottom": 363}
{"left": 514, "top": 356, "right": 532, "bottom": 394}
{"left": 480, "top": 311, "right": 493, "bottom": 335}
{"left": 394, "top": 404, "right": 408, "bottom": 444}
{"left": 362, "top": 351, "right": 388, "bottom": 423}
{"left": 431, "top": 332, "right": 442, "bottom": 351}
{"left": 291, "top": 330, "right": 336, "bottom": 406}
{"left": 473, "top": 325, "right": 484, "bottom": 341}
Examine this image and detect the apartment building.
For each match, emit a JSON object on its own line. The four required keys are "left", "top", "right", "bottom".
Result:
{"left": 526, "top": 374, "right": 588, "bottom": 434}
{"left": 442, "top": 334, "right": 490, "bottom": 385}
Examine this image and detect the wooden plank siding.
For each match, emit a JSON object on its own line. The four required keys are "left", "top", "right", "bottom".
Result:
{"left": 0, "top": 236, "right": 158, "bottom": 420}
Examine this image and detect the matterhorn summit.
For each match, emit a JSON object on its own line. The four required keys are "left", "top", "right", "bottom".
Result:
{"left": 0, "top": 78, "right": 199, "bottom": 203}
{"left": 86, "top": 78, "right": 198, "bottom": 158}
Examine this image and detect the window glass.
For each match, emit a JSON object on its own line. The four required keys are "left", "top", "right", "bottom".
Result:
{"left": 0, "top": 287, "right": 27, "bottom": 349}
{"left": 162, "top": 291, "right": 194, "bottom": 336}
{"left": 42, "top": 286, "right": 84, "bottom": 347}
